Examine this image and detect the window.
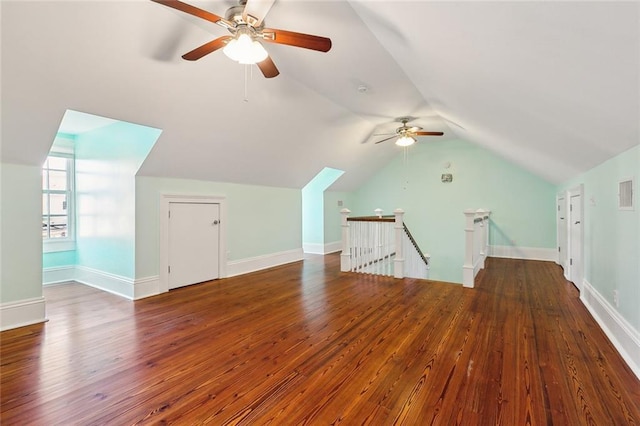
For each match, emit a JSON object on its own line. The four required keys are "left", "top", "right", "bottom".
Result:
{"left": 42, "top": 154, "right": 74, "bottom": 240}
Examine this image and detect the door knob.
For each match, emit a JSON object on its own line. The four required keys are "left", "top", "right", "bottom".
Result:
{"left": 212, "top": 220, "right": 219, "bottom": 225}
{"left": 574, "top": 221, "right": 580, "bottom": 224}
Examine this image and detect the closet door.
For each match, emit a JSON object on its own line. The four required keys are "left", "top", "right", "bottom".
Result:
{"left": 168, "top": 202, "right": 220, "bottom": 289}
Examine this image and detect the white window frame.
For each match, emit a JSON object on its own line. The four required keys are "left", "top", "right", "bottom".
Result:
{"left": 43, "top": 153, "right": 76, "bottom": 252}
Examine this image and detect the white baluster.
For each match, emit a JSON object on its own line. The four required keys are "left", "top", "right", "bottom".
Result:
{"left": 340, "top": 208, "right": 351, "bottom": 272}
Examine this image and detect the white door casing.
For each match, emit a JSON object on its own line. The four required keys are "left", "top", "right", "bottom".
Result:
{"left": 168, "top": 202, "right": 220, "bottom": 289}
{"left": 557, "top": 193, "right": 568, "bottom": 275}
{"left": 159, "top": 194, "right": 227, "bottom": 293}
{"left": 568, "top": 188, "right": 584, "bottom": 290}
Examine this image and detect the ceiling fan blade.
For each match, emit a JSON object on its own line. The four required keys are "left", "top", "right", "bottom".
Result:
{"left": 182, "top": 36, "right": 232, "bottom": 61}
{"left": 262, "top": 28, "right": 332, "bottom": 52}
{"left": 242, "top": 0, "right": 275, "bottom": 27}
{"left": 415, "top": 131, "right": 444, "bottom": 136}
{"left": 257, "top": 56, "right": 280, "bottom": 78}
{"left": 151, "top": 0, "right": 233, "bottom": 30}
{"left": 374, "top": 135, "right": 398, "bottom": 145}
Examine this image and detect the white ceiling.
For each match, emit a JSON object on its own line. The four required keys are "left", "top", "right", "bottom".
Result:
{"left": 1, "top": 1, "right": 638, "bottom": 191}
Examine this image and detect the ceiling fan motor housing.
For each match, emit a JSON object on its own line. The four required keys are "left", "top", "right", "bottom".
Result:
{"left": 225, "top": 4, "right": 264, "bottom": 30}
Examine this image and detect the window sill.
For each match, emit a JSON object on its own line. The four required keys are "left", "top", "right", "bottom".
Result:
{"left": 43, "top": 240, "right": 76, "bottom": 253}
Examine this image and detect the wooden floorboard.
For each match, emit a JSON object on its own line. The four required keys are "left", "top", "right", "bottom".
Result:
{"left": 1, "top": 255, "right": 639, "bottom": 425}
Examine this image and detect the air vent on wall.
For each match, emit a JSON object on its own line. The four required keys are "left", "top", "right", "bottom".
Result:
{"left": 618, "top": 178, "right": 634, "bottom": 210}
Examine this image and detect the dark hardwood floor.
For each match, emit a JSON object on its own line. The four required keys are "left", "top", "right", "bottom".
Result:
{"left": 1, "top": 255, "right": 639, "bottom": 425}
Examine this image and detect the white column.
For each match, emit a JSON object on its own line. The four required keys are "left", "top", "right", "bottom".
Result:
{"left": 393, "top": 209, "right": 405, "bottom": 279}
{"left": 463, "top": 209, "right": 475, "bottom": 288}
{"left": 340, "top": 208, "right": 351, "bottom": 272}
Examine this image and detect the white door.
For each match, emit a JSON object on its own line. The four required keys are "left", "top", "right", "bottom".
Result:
{"left": 557, "top": 195, "right": 568, "bottom": 275}
{"left": 569, "top": 194, "right": 583, "bottom": 290}
{"left": 168, "top": 202, "right": 220, "bottom": 289}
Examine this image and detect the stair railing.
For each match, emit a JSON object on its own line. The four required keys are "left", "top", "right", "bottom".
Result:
{"left": 340, "top": 208, "right": 429, "bottom": 279}
{"left": 402, "top": 223, "right": 431, "bottom": 279}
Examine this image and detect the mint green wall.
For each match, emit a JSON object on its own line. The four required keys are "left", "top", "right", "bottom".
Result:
{"left": 75, "top": 122, "right": 159, "bottom": 279}
{"left": 135, "top": 176, "right": 302, "bottom": 278}
{"left": 324, "top": 191, "right": 352, "bottom": 244}
{"left": 559, "top": 144, "right": 639, "bottom": 332}
{"left": 302, "top": 187, "right": 324, "bottom": 244}
{"left": 351, "top": 139, "right": 557, "bottom": 283}
{"left": 1, "top": 163, "right": 42, "bottom": 303}
{"left": 42, "top": 250, "right": 76, "bottom": 269}
{"left": 302, "top": 168, "right": 345, "bottom": 247}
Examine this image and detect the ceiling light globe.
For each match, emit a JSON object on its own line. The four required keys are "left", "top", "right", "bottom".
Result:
{"left": 395, "top": 135, "right": 416, "bottom": 147}
{"left": 238, "top": 40, "right": 268, "bottom": 64}
{"left": 236, "top": 33, "right": 253, "bottom": 52}
{"left": 223, "top": 38, "right": 240, "bottom": 61}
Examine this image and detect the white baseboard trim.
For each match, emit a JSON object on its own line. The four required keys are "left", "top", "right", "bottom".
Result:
{"left": 303, "top": 241, "right": 342, "bottom": 255}
{"left": 323, "top": 241, "right": 342, "bottom": 254}
{"left": 580, "top": 280, "right": 640, "bottom": 380}
{"left": 0, "top": 297, "right": 47, "bottom": 331}
{"left": 489, "top": 245, "right": 556, "bottom": 262}
{"left": 303, "top": 242, "right": 324, "bottom": 254}
{"left": 75, "top": 266, "right": 135, "bottom": 300}
{"left": 226, "top": 248, "right": 304, "bottom": 278}
{"left": 134, "top": 276, "right": 160, "bottom": 300}
{"left": 44, "top": 266, "right": 159, "bottom": 300}
{"left": 43, "top": 266, "right": 76, "bottom": 285}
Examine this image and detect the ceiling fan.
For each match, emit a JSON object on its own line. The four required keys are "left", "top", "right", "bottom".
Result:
{"left": 373, "top": 118, "right": 444, "bottom": 146}
{"left": 151, "top": 0, "right": 332, "bottom": 78}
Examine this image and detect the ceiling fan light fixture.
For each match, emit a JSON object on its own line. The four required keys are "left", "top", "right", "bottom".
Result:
{"left": 395, "top": 135, "right": 416, "bottom": 147}
{"left": 223, "top": 32, "right": 268, "bottom": 64}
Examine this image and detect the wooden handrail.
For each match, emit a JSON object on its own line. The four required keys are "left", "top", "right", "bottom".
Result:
{"left": 403, "top": 223, "right": 429, "bottom": 266}
{"left": 347, "top": 215, "right": 395, "bottom": 222}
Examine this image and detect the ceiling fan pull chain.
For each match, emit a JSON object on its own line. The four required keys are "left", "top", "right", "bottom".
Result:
{"left": 244, "top": 64, "right": 249, "bottom": 102}
{"left": 403, "top": 147, "right": 410, "bottom": 190}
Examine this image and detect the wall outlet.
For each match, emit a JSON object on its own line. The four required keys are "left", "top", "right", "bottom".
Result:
{"left": 613, "top": 290, "right": 619, "bottom": 307}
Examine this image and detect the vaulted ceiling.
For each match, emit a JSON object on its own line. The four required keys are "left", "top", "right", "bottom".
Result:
{"left": 2, "top": 1, "right": 638, "bottom": 191}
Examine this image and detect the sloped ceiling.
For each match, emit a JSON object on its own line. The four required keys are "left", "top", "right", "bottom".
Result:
{"left": 1, "top": 1, "right": 638, "bottom": 191}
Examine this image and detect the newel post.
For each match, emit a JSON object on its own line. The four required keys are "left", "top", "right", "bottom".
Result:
{"left": 463, "top": 209, "right": 475, "bottom": 288}
{"left": 393, "top": 208, "right": 405, "bottom": 278}
{"left": 340, "top": 208, "right": 351, "bottom": 272}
